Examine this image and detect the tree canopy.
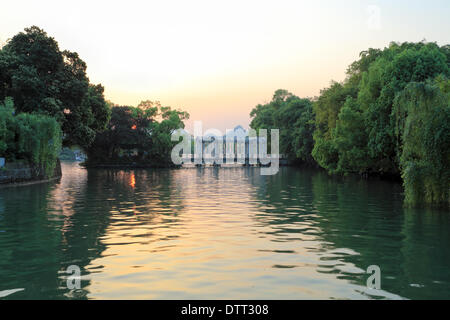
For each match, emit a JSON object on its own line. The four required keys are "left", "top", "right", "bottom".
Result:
{"left": 0, "top": 97, "right": 62, "bottom": 177}
{"left": 0, "top": 26, "right": 110, "bottom": 148}
{"left": 86, "top": 101, "right": 189, "bottom": 166}
{"left": 250, "top": 89, "right": 315, "bottom": 163}
{"left": 393, "top": 77, "right": 449, "bottom": 206}
{"left": 250, "top": 41, "right": 449, "bottom": 207}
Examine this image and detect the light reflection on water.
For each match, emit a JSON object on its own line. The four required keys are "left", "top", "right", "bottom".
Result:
{"left": 0, "top": 162, "right": 449, "bottom": 299}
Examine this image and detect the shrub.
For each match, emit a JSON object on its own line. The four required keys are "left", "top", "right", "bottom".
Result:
{"left": 0, "top": 97, "right": 62, "bottom": 177}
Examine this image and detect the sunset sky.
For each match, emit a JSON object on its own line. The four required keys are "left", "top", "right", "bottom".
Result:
{"left": 1, "top": 0, "right": 449, "bottom": 132}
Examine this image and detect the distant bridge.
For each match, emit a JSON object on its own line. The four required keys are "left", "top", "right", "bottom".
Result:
{"left": 177, "top": 125, "right": 288, "bottom": 167}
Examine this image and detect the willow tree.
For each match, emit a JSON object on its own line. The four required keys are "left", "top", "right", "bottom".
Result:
{"left": 393, "top": 77, "right": 450, "bottom": 207}
{"left": 0, "top": 98, "right": 62, "bottom": 177}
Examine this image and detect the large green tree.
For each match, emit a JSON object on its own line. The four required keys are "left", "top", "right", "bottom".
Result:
{"left": 311, "top": 81, "right": 358, "bottom": 172}
{"left": 250, "top": 89, "right": 315, "bottom": 163}
{"left": 359, "top": 42, "right": 448, "bottom": 174}
{"left": 0, "top": 26, "right": 110, "bottom": 148}
{"left": 86, "top": 100, "right": 189, "bottom": 166}
{"left": 0, "top": 97, "right": 62, "bottom": 177}
{"left": 393, "top": 77, "right": 450, "bottom": 207}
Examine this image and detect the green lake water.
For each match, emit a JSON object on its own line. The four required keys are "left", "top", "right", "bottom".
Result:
{"left": 0, "top": 162, "right": 449, "bottom": 299}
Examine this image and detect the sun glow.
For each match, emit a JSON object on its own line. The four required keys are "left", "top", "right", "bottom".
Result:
{"left": 1, "top": 0, "right": 449, "bottom": 131}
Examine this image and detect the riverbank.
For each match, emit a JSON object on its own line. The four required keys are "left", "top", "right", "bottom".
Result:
{"left": 82, "top": 158, "right": 294, "bottom": 169}
{"left": 0, "top": 159, "right": 62, "bottom": 186}
{"left": 81, "top": 162, "right": 176, "bottom": 169}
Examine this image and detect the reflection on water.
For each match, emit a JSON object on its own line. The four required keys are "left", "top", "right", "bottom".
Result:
{"left": 0, "top": 162, "right": 449, "bottom": 299}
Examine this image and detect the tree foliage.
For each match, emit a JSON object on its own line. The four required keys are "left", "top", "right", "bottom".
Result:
{"left": 0, "top": 26, "right": 110, "bottom": 148}
{"left": 0, "top": 98, "right": 62, "bottom": 177}
{"left": 393, "top": 78, "right": 449, "bottom": 207}
{"left": 250, "top": 42, "right": 449, "bottom": 207}
{"left": 86, "top": 101, "right": 189, "bottom": 166}
{"left": 250, "top": 89, "right": 315, "bottom": 163}
{"left": 311, "top": 42, "right": 449, "bottom": 177}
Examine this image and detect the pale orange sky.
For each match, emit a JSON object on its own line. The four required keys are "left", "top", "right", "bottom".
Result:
{"left": 1, "top": 0, "right": 449, "bottom": 132}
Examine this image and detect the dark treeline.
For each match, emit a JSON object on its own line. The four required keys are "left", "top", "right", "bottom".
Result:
{"left": 0, "top": 26, "right": 189, "bottom": 175}
{"left": 85, "top": 101, "right": 189, "bottom": 167}
{"left": 250, "top": 42, "right": 449, "bottom": 207}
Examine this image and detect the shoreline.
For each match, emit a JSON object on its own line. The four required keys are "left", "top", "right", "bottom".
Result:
{"left": 0, "top": 160, "right": 62, "bottom": 188}
{"left": 81, "top": 161, "right": 402, "bottom": 182}
{"left": 0, "top": 175, "right": 61, "bottom": 189}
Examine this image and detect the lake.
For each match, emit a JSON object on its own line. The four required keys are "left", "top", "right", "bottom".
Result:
{"left": 0, "top": 162, "right": 449, "bottom": 299}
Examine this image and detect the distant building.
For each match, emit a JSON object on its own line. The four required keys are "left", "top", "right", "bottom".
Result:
{"left": 200, "top": 125, "right": 267, "bottom": 165}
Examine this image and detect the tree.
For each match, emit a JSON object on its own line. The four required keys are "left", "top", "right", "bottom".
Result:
{"left": 0, "top": 26, "right": 110, "bottom": 148}
{"left": 312, "top": 41, "right": 449, "bottom": 178}
{"left": 250, "top": 90, "right": 315, "bottom": 163}
{"left": 87, "top": 105, "right": 153, "bottom": 162}
{"left": 360, "top": 42, "right": 448, "bottom": 174}
{"left": 393, "top": 78, "right": 450, "bottom": 207}
{"left": 0, "top": 97, "right": 62, "bottom": 177}
{"left": 146, "top": 104, "right": 189, "bottom": 164}
{"left": 311, "top": 81, "right": 357, "bottom": 171}
{"left": 86, "top": 101, "right": 189, "bottom": 166}
{"left": 332, "top": 98, "right": 371, "bottom": 174}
